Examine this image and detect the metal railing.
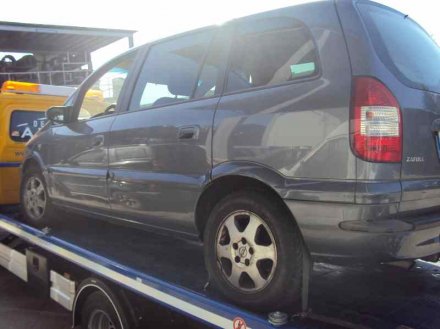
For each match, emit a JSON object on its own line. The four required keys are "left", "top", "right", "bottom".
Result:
{"left": 0, "top": 69, "right": 92, "bottom": 86}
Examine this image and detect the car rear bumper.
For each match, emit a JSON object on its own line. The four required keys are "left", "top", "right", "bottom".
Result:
{"left": 284, "top": 199, "right": 440, "bottom": 263}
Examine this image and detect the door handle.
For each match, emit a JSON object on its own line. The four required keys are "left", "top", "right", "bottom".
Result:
{"left": 178, "top": 126, "right": 199, "bottom": 140}
{"left": 92, "top": 135, "right": 104, "bottom": 147}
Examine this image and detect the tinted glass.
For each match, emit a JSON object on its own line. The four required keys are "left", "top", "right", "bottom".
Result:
{"left": 129, "top": 30, "right": 214, "bottom": 111}
{"left": 359, "top": 3, "right": 440, "bottom": 93}
{"left": 10, "top": 110, "right": 46, "bottom": 142}
{"left": 194, "top": 30, "right": 231, "bottom": 98}
{"left": 226, "top": 18, "right": 318, "bottom": 93}
{"left": 79, "top": 53, "right": 136, "bottom": 120}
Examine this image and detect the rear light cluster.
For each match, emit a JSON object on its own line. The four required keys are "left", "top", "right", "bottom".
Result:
{"left": 350, "top": 77, "right": 402, "bottom": 163}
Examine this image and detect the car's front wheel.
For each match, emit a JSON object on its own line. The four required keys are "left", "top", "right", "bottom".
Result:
{"left": 21, "top": 166, "right": 52, "bottom": 227}
{"left": 204, "top": 191, "right": 304, "bottom": 312}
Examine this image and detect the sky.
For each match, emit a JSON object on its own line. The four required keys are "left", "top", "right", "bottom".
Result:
{"left": 0, "top": 0, "right": 439, "bottom": 68}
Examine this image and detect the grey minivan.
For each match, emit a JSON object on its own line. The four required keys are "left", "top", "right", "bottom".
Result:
{"left": 21, "top": 0, "right": 440, "bottom": 311}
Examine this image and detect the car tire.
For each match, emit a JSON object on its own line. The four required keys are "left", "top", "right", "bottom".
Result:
{"left": 20, "top": 165, "right": 53, "bottom": 228}
{"left": 80, "top": 291, "right": 128, "bottom": 329}
{"left": 204, "top": 191, "right": 304, "bottom": 312}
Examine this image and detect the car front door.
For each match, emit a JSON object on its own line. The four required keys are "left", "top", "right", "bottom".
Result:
{"left": 45, "top": 52, "right": 138, "bottom": 211}
{"left": 107, "top": 28, "right": 231, "bottom": 235}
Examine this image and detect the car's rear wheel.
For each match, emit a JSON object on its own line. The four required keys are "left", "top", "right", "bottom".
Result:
{"left": 20, "top": 166, "right": 52, "bottom": 227}
{"left": 204, "top": 191, "right": 304, "bottom": 312}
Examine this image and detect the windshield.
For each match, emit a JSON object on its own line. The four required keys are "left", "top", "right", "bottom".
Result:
{"left": 358, "top": 2, "right": 440, "bottom": 94}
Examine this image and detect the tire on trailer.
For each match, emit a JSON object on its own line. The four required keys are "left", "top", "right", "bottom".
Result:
{"left": 204, "top": 190, "right": 304, "bottom": 312}
{"left": 20, "top": 165, "right": 53, "bottom": 228}
{"left": 78, "top": 287, "right": 130, "bottom": 329}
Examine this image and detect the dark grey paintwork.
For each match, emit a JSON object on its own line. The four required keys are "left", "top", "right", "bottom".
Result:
{"left": 44, "top": 117, "right": 113, "bottom": 210}
{"left": 23, "top": 0, "right": 440, "bottom": 263}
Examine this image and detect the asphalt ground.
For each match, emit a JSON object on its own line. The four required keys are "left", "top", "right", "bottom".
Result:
{"left": 0, "top": 266, "right": 71, "bottom": 329}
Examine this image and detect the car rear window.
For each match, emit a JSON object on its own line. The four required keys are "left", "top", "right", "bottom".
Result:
{"left": 226, "top": 17, "right": 318, "bottom": 93}
{"left": 10, "top": 110, "right": 46, "bottom": 142}
{"left": 358, "top": 2, "right": 440, "bottom": 94}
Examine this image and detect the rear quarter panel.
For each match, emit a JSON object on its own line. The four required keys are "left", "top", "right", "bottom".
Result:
{"left": 213, "top": 2, "right": 355, "bottom": 201}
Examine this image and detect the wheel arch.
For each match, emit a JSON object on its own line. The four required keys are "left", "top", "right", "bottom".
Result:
{"left": 72, "top": 277, "right": 132, "bottom": 329}
{"left": 21, "top": 152, "right": 44, "bottom": 174}
{"left": 195, "top": 162, "right": 301, "bottom": 241}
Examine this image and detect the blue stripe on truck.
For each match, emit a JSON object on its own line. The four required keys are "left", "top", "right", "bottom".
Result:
{"left": 0, "top": 162, "right": 21, "bottom": 168}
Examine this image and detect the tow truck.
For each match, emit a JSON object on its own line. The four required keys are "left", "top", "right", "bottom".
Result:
{"left": 0, "top": 81, "right": 74, "bottom": 205}
{"left": 0, "top": 205, "right": 439, "bottom": 329}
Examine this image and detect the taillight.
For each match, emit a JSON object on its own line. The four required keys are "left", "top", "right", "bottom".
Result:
{"left": 350, "top": 77, "right": 402, "bottom": 163}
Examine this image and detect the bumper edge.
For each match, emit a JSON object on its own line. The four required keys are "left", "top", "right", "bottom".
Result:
{"left": 284, "top": 199, "right": 440, "bottom": 263}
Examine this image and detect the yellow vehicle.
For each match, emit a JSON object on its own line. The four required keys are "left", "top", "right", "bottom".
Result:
{"left": 0, "top": 81, "right": 74, "bottom": 205}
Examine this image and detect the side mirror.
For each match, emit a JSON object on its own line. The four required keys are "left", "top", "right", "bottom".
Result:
{"left": 46, "top": 106, "right": 72, "bottom": 124}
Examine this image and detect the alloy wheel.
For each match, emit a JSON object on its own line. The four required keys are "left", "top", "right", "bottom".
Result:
{"left": 23, "top": 176, "right": 46, "bottom": 221}
{"left": 216, "top": 211, "right": 277, "bottom": 292}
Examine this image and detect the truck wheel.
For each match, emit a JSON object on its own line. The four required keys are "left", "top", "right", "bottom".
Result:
{"left": 81, "top": 290, "right": 127, "bottom": 329}
{"left": 204, "top": 191, "right": 303, "bottom": 312}
{"left": 20, "top": 166, "right": 52, "bottom": 227}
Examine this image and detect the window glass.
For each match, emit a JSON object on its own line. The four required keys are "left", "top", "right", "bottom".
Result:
{"left": 129, "top": 30, "right": 213, "bottom": 111}
{"left": 226, "top": 18, "right": 318, "bottom": 93}
{"left": 358, "top": 3, "right": 440, "bottom": 93}
{"left": 10, "top": 110, "right": 46, "bottom": 142}
{"left": 194, "top": 30, "right": 230, "bottom": 98}
{"left": 79, "top": 53, "right": 136, "bottom": 120}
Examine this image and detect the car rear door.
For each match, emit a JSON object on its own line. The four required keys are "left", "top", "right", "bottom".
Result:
{"left": 107, "top": 27, "right": 231, "bottom": 235}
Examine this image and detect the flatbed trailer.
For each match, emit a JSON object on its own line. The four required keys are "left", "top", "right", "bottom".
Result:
{"left": 0, "top": 209, "right": 439, "bottom": 329}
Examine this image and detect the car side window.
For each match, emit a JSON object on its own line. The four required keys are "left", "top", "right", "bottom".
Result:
{"left": 193, "top": 29, "right": 231, "bottom": 98}
{"left": 129, "top": 30, "right": 214, "bottom": 111}
{"left": 78, "top": 53, "right": 136, "bottom": 121}
{"left": 226, "top": 17, "right": 318, "bottom": 93}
